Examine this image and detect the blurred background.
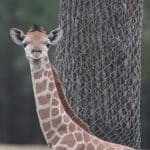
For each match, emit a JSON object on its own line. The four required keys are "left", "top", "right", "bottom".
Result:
{"left": 0, "top": 0, "right": 149, "bottom": 149}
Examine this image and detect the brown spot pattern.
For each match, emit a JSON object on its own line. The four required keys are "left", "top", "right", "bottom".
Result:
{"left": 46, "top": 130, "right": 55, "bottom": 139}
{"left": 54, "top": 91, "right": 59, "bottom": 98}
{"left": 52, "top": 98, "right": 59, "bottom": 106}
{"left": 64, "top": 115, "right": 70, "bottom": 123}
{"left": 74, "top": 132, "right": 83, "bottom": 141}
{"left": 38, "top": 94, "right": 51, "bottom": 105}
{"left": 52, "top": 116, "right": 62, "bottom": 128}
{"left": 44, "top": 57, "right": 48, "bottom": 62}
{"left": 36, "top": 79, "right": 47, "bottom": 93}
{"left": 55, "top": 146, "right": 66, "bottom": 150}
{"left": 44, "top": 71, "right": 48, "bottom": 76}
{"left": 97, "top": 143, "right": 105, "bottom": 150}
{"left": 58, "top": 124, "right": 68, "bottom": 135}
{"left": 69, "top": 122, "right": 76, "bottom": 132}
{"left": 60, "top": 134, "right": 76, "bottom": 147}
{"left": 39, "top": 107, "right": 49, "bottom": 120}
{"left": 34, "top": 71, "right": 42, "bottom": 79}
{"left": 60, "top": 105, "right": 64, "bottom": 113}
{"left": 107, "top": 147, "right": 116, "bottom": 150}
{"left": 51, "top": 135, "right": 60, "bottom": 145}
{"left": 83, "top": 132, "right": 90, "bottom": 143}
{"left": 92, "top": 138, "right": 99, "bottom": 145}
{"left": 87, "top": 143, "right": 95, "bottom": 150}
{"left": 42, "top": 122, "right": 50, "bottom": 132}
{"left": 77, "top": 126, "right": 82, "bottom": 131}
{"left": 52, "top": 108, "right": 59, "bottom": 116}
{"left": 49, "top": 82, "right": 55, "bottom": 91}
{"left": 48, "top": 71, "right": 52, "bottom": 78}
{"left": 46, "top": 63, "right": 50, "bottom": 69}
{"left": 75, "top": 144, "right": 85, "bottom": 150}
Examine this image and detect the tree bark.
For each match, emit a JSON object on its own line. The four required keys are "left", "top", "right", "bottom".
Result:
{"left": 56, "top": 0, "right": 142, "bottom": 149}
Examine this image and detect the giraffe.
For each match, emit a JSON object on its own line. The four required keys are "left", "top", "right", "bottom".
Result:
{"left": 10, "top": 25, "right": 135, "bottom": 150}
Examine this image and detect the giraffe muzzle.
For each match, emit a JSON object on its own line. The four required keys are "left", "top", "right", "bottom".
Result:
{"left": 31, "top": 49, "right": 42, "bottom": 59}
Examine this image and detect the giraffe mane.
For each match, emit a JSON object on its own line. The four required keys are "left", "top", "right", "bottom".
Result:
{"left": 28, "top": 24, "right": 46, "bottom": 33}
{"left": 51, "top": 65, "right": 91, "bottom": 133}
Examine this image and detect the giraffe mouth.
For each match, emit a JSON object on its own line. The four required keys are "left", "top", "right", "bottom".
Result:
{"left": 32, "top": 58, "right": 41, "bottom": 63}
{"left": 28, "top": 57, "right": 42, "bottom": 63}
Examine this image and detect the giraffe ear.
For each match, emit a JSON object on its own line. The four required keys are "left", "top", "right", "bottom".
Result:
{"left": 10, "top": 28, "right": 25, "bottom": 45}
{"left": 48, "top": 27, "right": 63, "bottom": 45}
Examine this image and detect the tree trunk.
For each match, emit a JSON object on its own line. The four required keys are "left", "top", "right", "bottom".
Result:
{"left": 56, "top": 0, "right": 142, "bottom": 149}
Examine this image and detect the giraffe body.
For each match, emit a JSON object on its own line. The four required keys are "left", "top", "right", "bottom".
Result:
{"left": 10, "top": 25, "right": 135, "bottom": 150}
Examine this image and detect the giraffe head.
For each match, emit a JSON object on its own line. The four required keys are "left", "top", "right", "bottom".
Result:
{"left": 10, "top": 24, "right": 63, "bottom": 63}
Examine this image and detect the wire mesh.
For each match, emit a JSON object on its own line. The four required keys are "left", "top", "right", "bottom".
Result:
{"left": 55, "top": 0, "right": 142, "bottom": 149}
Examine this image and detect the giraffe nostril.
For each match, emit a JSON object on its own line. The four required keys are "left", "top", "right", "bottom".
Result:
{"left": 32, "top": 49, "right": 42, "bottom": 53}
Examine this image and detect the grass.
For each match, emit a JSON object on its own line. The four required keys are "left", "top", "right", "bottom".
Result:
{"left": 0, "top": 145, "right": 47, "bottom": 150}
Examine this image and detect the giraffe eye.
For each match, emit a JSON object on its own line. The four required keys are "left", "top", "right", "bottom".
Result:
{"left": 46, "top": 44, "right": 50, "bottom": 48}
{"left": 23, "top": 43, "right": 27, "bottom": 48}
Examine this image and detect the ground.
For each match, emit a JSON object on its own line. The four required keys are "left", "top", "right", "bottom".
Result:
{"left": 0, "top": 145, "right": 47, "bottom": 150}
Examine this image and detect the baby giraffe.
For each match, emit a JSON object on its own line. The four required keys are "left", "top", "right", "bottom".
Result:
{"left": 10, "top": 25, "right": 135, "bottom": 150}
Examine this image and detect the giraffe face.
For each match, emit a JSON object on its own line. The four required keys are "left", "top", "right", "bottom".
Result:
{"left": 10, "top": 25, "right": 63, "bottom": 63}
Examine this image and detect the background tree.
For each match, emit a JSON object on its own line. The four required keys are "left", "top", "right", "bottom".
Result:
{"left": 56, "top": 0, "right": 142, "bottom": 149}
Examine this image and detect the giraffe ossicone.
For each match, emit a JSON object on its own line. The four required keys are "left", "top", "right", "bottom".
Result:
{"left": 10, "top": 25, "right": 135, "bottom": 150}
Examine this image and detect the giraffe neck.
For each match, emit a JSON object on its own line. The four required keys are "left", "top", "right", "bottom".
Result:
{"left": 29, "top": 57, "right": 134, "bottom": 150}
{"left": 30, "top": 57, "right": 77, "bottom": 147}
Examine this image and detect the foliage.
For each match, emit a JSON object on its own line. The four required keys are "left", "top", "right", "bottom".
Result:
{"left": 142, "top": 0, "right": 150, "bottom": 81}
{"left": 0, "top": 0, "right": 58, "bottom": 144}
{"left": 141, "top": 0, "right": 150, "bottom": 148}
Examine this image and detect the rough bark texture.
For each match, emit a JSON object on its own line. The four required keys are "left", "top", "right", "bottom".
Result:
{"left": 56, "top": 0, "right": 142, "bottom": 149}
